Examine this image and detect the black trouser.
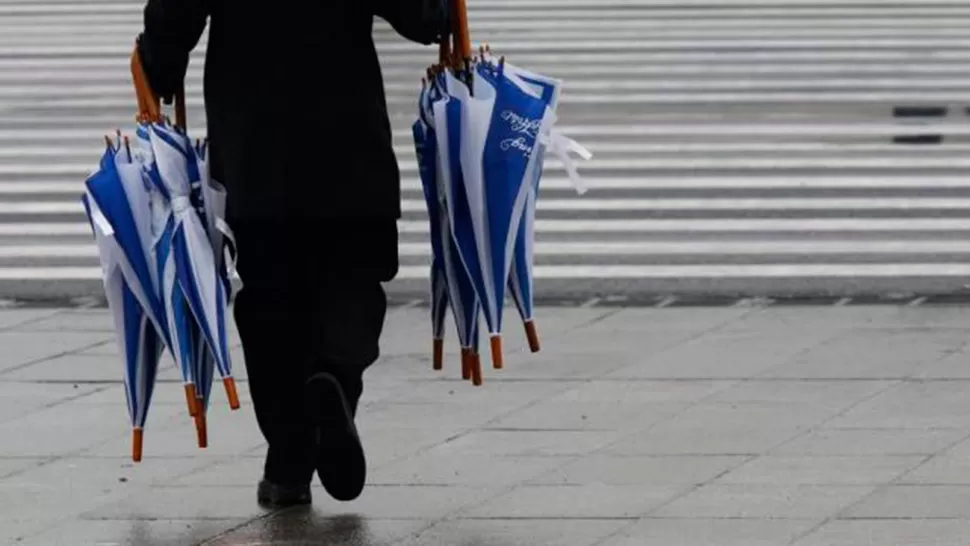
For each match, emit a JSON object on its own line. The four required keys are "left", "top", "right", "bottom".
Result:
{"left": 231, "top": 217, "right": 397, "bottom": 485}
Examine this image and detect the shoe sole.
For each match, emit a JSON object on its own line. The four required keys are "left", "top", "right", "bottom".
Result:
{"left": 257, "top": 480, "right": 312, "bottom": 508}
{"left": 307, "top": 373, "right": 366, "bottom": 502}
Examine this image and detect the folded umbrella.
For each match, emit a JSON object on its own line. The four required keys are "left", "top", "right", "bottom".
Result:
{"left": 412, "top": 2, "right": 592, "bottom": 380}
{"left": 415, "top": 74, "right": 484, "bottom": 383}
{"left": 81, "top": 139, "right": 170, "bottom": 462}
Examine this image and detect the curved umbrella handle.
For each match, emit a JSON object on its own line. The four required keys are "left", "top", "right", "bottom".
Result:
{"left": 130, "top": 45, "right": 187, "bottom": 130}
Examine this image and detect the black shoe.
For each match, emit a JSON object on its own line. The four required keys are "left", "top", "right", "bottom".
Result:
{"left": 257, "top": 478, "right": 312, "bottom": 508}
{"left": 306, "top": 372, "right": 366, "bottom": 502}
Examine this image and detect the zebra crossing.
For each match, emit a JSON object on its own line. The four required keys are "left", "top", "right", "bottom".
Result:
{"left": 0, "top": 0, "right": 969, "bottom": 300}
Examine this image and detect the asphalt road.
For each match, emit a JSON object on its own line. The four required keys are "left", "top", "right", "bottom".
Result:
{"left": 0, "top": 0, "right": 969, "bottom": 300}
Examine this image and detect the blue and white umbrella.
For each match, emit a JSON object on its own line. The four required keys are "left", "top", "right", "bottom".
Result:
{"left": 139, "top": 120, "right": 238, "bottom": 446}
{"left": 415, "top": 75, "right": 484, "bottom": 383}
{"left": 431, "top": 63, "right": 550, "bottom": 370}
{"left": 133, "top": 124, "right": 202, "bottom": 421}
{"left": 487, "top": 57, "right": 590, "bottom": 354}
{"left": 82, "top": 138, "right": 170, "bottom": 462}
{"left": 412, "top": 6, "right": 591, "bottom": 382}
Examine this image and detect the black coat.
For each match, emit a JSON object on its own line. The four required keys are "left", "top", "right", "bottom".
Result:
{"left": 138, "top": 0, "right": 450, "bottom": 222}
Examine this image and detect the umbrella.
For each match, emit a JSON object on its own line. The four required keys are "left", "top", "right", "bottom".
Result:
{"left": 430, "top": 61, "right": 552, "bottom": 372}
{"left": 139, "top": 119, "right": 238, "bottom": 447}
{"left": 489, "top": 56, "right": 591, "bottom": 354}
{"left": 81, "top": 137, "right": 170, "bottom": 462}
{"left": 133, "top": 46, "right": 238, "bottom": 425}
{"left": 414, "top": 3, "right": 592, "bottom": 378}
{"left": 79, "top": 48, "right": 241, "bottom": 460}
{"left": 414, "top": 70, "right": 485, "bottom": 384}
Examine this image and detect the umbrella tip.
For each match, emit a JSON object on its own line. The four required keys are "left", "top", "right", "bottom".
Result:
{"left": 471, "top": 352, "right": 483, "bottom": 386}
{"left": 524, "top": 320, "right": 541, "bottom": 353}
{"left": 460, "top": 348, "right": 472, "bottom": 381}
{"left": 223, "top": 377, "right": 241, "bottom": 410}
{"left": 132, "top": 427, "right": 143, "bottom": 462}
{"left": 432, "top": 339, "right": 444, "bottom": 371}
{"left": 489, "top": 335, "right": 504, "bottom": 370}
{"left": 195, "top": 412, "right": 208, "bottom": 449}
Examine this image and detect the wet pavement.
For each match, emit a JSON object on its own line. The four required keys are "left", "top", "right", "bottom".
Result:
{"left": 1, "top": 303, "right": 969, "bottom": 545}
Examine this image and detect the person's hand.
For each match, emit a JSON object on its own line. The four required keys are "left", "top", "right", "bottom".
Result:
{"left": 379, "top": 0, "right": 451, "bottom": 46}
{"left": 135, "top": 32, "right": 184, "bottom": 105}
{"left": 434, "top": 0, "right": 453, "bottom": 45}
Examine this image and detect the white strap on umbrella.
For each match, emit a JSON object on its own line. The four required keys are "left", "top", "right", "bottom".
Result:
{"left": 540, "top": 126, "right": 593, "bottom": 195}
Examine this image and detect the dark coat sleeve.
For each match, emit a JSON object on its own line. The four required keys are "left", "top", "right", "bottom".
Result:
{"left": 373, "top": 0, "right": 451, "bottom": 45}
{"left": 137, "top": 0, "right": 210, "bottom": 103}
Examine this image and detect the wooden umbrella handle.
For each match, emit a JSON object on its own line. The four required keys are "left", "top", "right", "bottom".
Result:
{"left": 130, "top": 44, "right": 187, "bottom": 130}
{"left": 438, "top": 34, "right": 453, "bottom": 66}
{"left": 450, "top": 0, "right": 471, "bottom": 63}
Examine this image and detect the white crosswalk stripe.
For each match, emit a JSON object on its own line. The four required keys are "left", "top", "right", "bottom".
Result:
{"left": 0, "top": 0, "right": 968, "bottom": 299}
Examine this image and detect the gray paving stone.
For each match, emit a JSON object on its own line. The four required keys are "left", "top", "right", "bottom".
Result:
{"left": 168, "top": 456, "right": 273, "bottom": 487}
{"left": 401, "top": 518, "right": 627, "bottom": 546}
{"left": 480, "top": 351, "right": 646, "bottom": 381}
{"left": 0, "top": 398, "right": 181, "bottom": 457}
{"left": 608, "top": 329, "right": 833, "bottom": 379}
{"left": 349, "top": 424, "right": 468, "bottom": 467}
{"left": 901, "top": 454, "right": 970, "bottom": 485}
{"left": 441, "top": 429, "right": 621, "bottom": 457}
{"left": 372, "top": 378, "right": 566, "bottom": 406}
{"left": 16, "top": 519, "right": 245, "bottom": 546}
{"left": 368, "top": 448, "right": 560, "bottom": 487}
{"left": 0, "top": 382, "right": 105, "bottom": 424}
{"left": 488, "top": 399, "right": 685, "bottom": 431}
{"left": 0, "top": 309, "right": 60, "bottom": 331}
{"left": 917, "top": 345, "right": 970, "bottom": 379}
{"left": 706, "top": 379, "right": 892, "bottom": 410}
{"left": 0, "top": 457, "right": 208, "bottom": 541}
{"left": 772, "top": 428, "right": 969, "bottom": 456}
{"left": 716, "top": 456, "right": 923, "bottom": 486}
{"left": 653, "top": 484, "right": 877, "bottom": 520}
{"left": 826, "top": 382, "right": 970, "bottom": 430}
{"left": 82, "top": 403, "right": 263, "bottom": 459}
{"left": 0, "top": 305, "right": 967, "bottom": 544}
{"left": 461, "top": 483, "right": 688, "bottom": 519}
{"left": 556, "top": 379, "right": 730, "bottom": 404}
{"left": 361, "top": 400, "right": 514, "bottom": 431}
{"left": 720, "top": 306, "right": 900, "bottom": 332}
{"left": 0, "top": 331, "right": 113, "bottom": 374}
{"left": 529, "top": 329, "right": 698, "bottom": 358}
{"left": 304, "top": 485, "right": 489, "bottom": 520}
{"left": 82, "top": 485, "right": 274, "bottom": 521}
{"left": 794, "top": 519, "right": 970, "bottom": 546}
{"left": 0, "top": 457, "right": 50, "bottom": 478}
{"left": 2, "top": 351, "right": 182, "bottom": 382}
{"left": 208, "top": 515, "right": 426, "bottom": 546}
{"left": 608, "top": 421, "right": 805, "bottom": 456}
{"left": 528, "top": 454, "right": 748, "bottom": 486}
{"left": 15, "top": 310, "right": 116, "bottom": 332}
{"left": 844, "top": 485, "right": 970, "bottom": 519}
{"left": 885, "top": 307, "right": 970, "bottom": 330}
{"left": 760, "top": 328, "right": 967, "bottom": 379}
{"left": 592, "top": 308, "right": 751, "bottom": 333}
{"left": 609, "top": 400, "right": 831, "bottom": 456}
{"left": 600, "top": 518, "right": 817, "bottom": 546}
{"left": 9, "top": 455, "right": 210, "bottom": 489}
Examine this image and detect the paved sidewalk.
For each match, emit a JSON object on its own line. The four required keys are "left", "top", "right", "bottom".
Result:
{"left": 1, "top": 304, "right": 968, "bottom": 545}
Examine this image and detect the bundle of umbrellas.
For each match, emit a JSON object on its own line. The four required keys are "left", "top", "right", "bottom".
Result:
{"left": 414, "top": 6, "right": 592, "bottom": 385}
{"left": 79, "top": 51, "right": 239, "bottom": 461}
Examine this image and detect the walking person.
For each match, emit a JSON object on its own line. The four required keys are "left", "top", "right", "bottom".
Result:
{"left": 135, "top": 0, "right": 452, "bottom": 507}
